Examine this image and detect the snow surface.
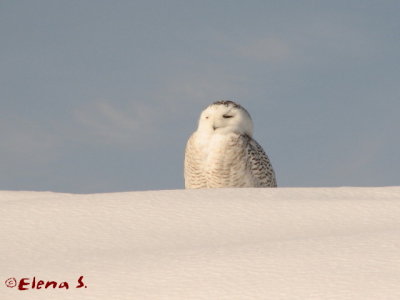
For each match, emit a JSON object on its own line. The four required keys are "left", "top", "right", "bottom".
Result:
{"left": 1, "top": 187, "right": 400, "bottom": 299}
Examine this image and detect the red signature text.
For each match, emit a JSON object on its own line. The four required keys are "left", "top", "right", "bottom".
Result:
{"left": 5, "top": 276, "right": 87, "bottom": 290}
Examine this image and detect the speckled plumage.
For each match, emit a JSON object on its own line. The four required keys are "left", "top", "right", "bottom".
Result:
{"left": 184, "top": 101, "right": 277, "bottom": 188}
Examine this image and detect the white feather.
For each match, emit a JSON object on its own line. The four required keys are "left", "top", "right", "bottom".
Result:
{"left": 184, "top": 101, "right": 277, "bottom": 188}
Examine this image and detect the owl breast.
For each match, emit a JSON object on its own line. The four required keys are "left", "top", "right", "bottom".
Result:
{"left": 204, "top": 133, "right": 252, "bottom": 187}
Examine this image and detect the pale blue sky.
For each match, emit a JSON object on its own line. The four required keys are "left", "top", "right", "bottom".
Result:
{"left": 1, "top": 1, "right": 399, "bottom": 192}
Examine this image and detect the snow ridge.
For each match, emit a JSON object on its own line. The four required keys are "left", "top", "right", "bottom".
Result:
{"left": 1, "top": 187, "right": 400, "bottom": 299}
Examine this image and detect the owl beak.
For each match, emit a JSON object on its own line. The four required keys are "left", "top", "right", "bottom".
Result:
{"left": 212, "top": 120, "right": 217, "bottom": 131}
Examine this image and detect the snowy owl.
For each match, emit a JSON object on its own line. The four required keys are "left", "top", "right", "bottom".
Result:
{"left": 184, "top": 100, "right": 277, "bottom": 188}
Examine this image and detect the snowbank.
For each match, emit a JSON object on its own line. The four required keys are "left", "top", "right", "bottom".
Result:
{"left": 1, "top": 187, "right": 400, "bottom": 299}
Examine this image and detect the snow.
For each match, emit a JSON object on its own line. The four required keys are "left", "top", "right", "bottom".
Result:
{"left": 1, "top": 187, "right": 400, "bottom": 299}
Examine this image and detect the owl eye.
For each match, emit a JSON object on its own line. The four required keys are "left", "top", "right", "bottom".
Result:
{"left": 223, "top": 114, "right": 233, "bottom": 118}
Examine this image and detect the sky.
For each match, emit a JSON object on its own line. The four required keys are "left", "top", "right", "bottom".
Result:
{"left": 1, "top": 0, "right": 399, "bottom": 193}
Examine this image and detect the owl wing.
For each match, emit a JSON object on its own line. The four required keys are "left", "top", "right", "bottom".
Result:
{"left": 184, "top": 133, "right": 207, "bottom": 188}
{"left": 245, "top": 135, "right": 277, "bottom": 187}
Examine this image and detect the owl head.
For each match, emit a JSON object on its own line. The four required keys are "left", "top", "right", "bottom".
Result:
{"left": 197, "top": 100, "right": 253, "bottom": 136}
